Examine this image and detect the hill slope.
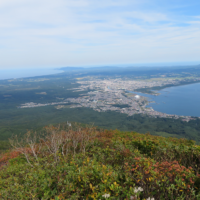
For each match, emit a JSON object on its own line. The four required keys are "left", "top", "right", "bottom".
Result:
{"left": 0, "top": 124, "right": 200, "bottom": 199}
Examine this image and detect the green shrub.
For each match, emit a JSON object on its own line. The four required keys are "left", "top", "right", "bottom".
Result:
{"left": 0, "top": 126, "right": 200, "bottom": 199}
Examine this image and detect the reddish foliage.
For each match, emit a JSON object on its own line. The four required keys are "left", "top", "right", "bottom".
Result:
{"left": 128, "top": 157, "right": 195, "bottom": 190}
{"left": 0, "top": 150, "right": 20, "bottom": 169}
{"left": 0, "top": 147, "right": 32, "bottom": 169}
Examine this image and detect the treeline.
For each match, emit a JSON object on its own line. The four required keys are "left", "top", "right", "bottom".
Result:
{"left": 1, "top": 108, "right": 200, "bottom": 152}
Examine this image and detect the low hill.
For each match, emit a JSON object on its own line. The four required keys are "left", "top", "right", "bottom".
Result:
{"left": 0, "top": 124, "right": 200, "bottom": 199}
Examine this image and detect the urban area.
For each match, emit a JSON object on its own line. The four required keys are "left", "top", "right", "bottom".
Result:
{"left": 19, "top": 78, "right": 199, "bottom": 122}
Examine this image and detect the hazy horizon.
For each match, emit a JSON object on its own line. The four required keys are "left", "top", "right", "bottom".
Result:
{"left": 1, "top": 61, "right": 200, "bottom": 71}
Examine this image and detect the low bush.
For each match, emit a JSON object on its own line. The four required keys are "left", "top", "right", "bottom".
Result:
{"left": 0, "top": 125, "right": 200, "bottom": 199}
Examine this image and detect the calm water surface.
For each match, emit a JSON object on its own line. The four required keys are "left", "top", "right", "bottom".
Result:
{"left": 130, "top": 82, "right": 200, "bottom": 117}
{"left": 0, "top": 68, "right": 62, "bottom": 80}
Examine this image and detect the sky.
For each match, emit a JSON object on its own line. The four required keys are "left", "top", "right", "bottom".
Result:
{"left": 0, "top": 0, "right": 200, "bottom": 69}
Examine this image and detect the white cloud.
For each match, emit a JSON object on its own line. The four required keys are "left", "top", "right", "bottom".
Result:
{"left": 0, "top": 0, "right": 200, "bottom": 68}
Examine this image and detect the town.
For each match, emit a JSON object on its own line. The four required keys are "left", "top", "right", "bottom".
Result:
{"left": 19, "top": 77, "right": 199, "bottom": 122}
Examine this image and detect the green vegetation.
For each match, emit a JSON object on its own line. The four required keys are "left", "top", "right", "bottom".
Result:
{"left": 0, "top": 124, "right": 200, "bottom": 199}
{"left": 113, "top": 104, "right": 130, "bottom": 108}
{"left": 1, "top": 106, "right": 200, "bottom": 151}
{"left": 1, "top": 66, "right": 200, "bottom": 152}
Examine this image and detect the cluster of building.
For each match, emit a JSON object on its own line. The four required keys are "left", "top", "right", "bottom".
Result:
{"left": 19, "top": 78, "right": 198, "bottom": 122}
{"left": 19, "top": 101, "right": 69, "bottom": 108}
{"left": 74, "top": 78, "right": 181, "bottom": 93}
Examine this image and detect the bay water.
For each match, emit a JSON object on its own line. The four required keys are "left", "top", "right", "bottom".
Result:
{"left": 130, "top": 82, "right": 200, "bottom": 117}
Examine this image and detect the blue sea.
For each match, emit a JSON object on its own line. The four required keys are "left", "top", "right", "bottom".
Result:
{"left": 130, "top": 82, "right": 200, "bottom": 117}
{"left": 0, "top": 68, "right": 63, "bottom": 80}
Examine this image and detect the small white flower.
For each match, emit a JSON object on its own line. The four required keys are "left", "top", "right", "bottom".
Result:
{"left": 134, "top": 187, "right": 143, "bottom": 193}
{"left": 138, "top": 187, "right": 143, "bottom": 192}
{"left": 102, "top": 193, "right": 110, "bottom": 198}
{"left": 146, "top": 197, "right": 155, "bottom": 200}
{"left": 130, "top": 195, "right": 137, "bottom": 200}
{"left": 134, "top": 188, "right": 138, "bottom": 193}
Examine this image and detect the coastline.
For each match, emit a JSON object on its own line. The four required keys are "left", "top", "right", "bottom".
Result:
{"left": 131, "top": 82, "right": 200, "bottom": 120}
{"left": 134, "top": 79, "right": 200, "bottom": 95}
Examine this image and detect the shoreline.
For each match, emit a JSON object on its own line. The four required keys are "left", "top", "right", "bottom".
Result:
{"left": 134, "top": 79, "right": 200, "bottom": 95}
{"left": 130, "top": 83, "right": 200, "bottom": 120}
